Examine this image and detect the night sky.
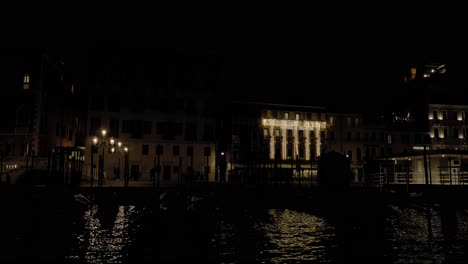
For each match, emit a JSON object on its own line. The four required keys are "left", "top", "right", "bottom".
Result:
{"left": 3, "top": 13, "right": 465, "bottom": 113}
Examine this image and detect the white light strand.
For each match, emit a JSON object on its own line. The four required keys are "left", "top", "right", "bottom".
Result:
{"left": 262, "top": 119, "right": 326, "bottom": 130}
{"left": 293, "top": 127, "right": 299, "bottom": 158}
{"left": 282, "top": 128, "right": 287, "bottom": 160}
{"left": 269, "top": 127, "right": 275, "bottom": 160}
{"left": 315, "top": 129, "right": 321, "bottom": 158}
{"left": 263, "top": 118, "right": 326, "bottom": 160}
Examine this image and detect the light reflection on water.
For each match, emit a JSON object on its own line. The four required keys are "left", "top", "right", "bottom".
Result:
{"left": 63, "top": 202, "right": 468, "bottom": 263}
{"left": 386, "top": 205, "right": 468, "bottom": 264}
{"left": 66, "top": 205, "right": 137, "bottom": 264}
{"left": 259, "top": 209, "right": 336, "bottom": 263}
{"left": 211, "top": 209, "right": 336, "bottom": 264}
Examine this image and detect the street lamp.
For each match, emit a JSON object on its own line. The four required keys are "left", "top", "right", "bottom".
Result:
{"left": 123, "top": 146, "right": 129, "bottom": 189}
{"left": 93, "top": 129, "right": 116, "bottom": 188}
{"left": 110, "top": 141, "right": 125, "bottom": 181}
{"left": 90, "top": 136, "right": 98, "bottom": 188}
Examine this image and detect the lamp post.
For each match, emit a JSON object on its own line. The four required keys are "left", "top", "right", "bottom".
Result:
{"left": 90, "top": 137, "right": 98, "bottom": 188}
{"left": 92, "top": 129, "right": 116, "bottom": 188}
{"left": 124, "top": 146, "right": 129, "bottom": 189}
{"left": 110, "top": 141, "right": 124, "bottom": 181}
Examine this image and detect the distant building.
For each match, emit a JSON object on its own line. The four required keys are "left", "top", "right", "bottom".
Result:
{"left": 367, "top": 103, "right": 468, "bottom": 186}
{"left": 403, "top": 62, "right": 446, "bottom": 82}
{"left": 427, "top": 104, "right": 468, "bottom": 150}
{"left": 83, "top": 51, "right": 223, "bottom": 185}
{"left": 85, "top": 97, "right": 219, "bottom": 185}
{"left": 228, "top": 102, "right": 329, "bottom": 184}
{"left": 0, "top": 50, "right": 85, "bottom": 173}
{"left": 228, "top": 102, "right": 430, "bottom": 185}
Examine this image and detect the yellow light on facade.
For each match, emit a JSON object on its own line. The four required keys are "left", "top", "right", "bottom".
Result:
{"left": 110, "top": 138, "right": 115, "bottom": 145}
{"left": 101, "top": 130, "right": 107, "bottom": 137}
{"left": 111, "top": 147, "right": 115, "bottom": 153}
{"left": 263, "top": 118, "right": 324, "bottom": 161}
{"left": 124, "top": 147, "right": 128, "bottom": 152}
{"left": 438, "top": 113, "right": 443, "bottom": 120}
{"left": 93, "top": 137, "right": 98, "bottom": 145}
{"left": 118, "top": 142, "right": 122, "bottom": 147}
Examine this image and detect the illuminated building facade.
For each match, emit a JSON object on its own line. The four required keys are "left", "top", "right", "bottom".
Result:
{"left": 367, "top": 103, "right": 468, "bottom": 186}
{"left": 85, "top": 98, "right": 218, "bottom": 185}
{"left": 229, "top": 102, "right": 329, "bottom": 183}
{"left": 229, "top": 102, "right": 430, "bottom": 184}
{"left": 427, "top": 104, "right": 468, "bottom": 150}
{"left": 261, "top": 111, "right": 326, "bottom": 161}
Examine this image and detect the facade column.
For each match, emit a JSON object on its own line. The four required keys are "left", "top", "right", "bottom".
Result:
{"left": 282, "top": 128, "right": 287, "bottom": 160}
{"left": 294, "top": 127, "right": 299, "bottom": 158}
{"left": 305, "top": 129, "right": 310, "bottom": 160}
{"left": 269, "top": 126, "right": 275, "bottom": 160}
{"left": 315, "top": 128, "right": 321, "bottom": 158}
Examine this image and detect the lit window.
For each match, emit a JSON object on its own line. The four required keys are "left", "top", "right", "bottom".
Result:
{"left": 410, "top": 68, "right": 417, "bottom": 79}
{"left": 23, "top": 74, "right": 30, "bottom": 90}
{"left": 329, "top": 116, "right": 334, "bottom": 125}
{"left": 263, "top": 128, "right": 269, "bottom": 137}
{"left": 387, "top": 135, "right": 392, "bottom": 144}
{"left": 284, "top": 112, "right": 289, "bottom": 119}
{"left": 428, "top": 111, "right": 433, "bottom": 120}
{"left": 437, "top": 111, "right": 443, "bottom": 120}
{"left": 275, "top": 129, "right": 280, "bottom": 137}
{"left": 296, "top": 113, "right": 300, "bottom": 120}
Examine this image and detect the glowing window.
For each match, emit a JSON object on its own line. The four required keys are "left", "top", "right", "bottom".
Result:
{"left": 23, "top": 74, "right": 30, "bottom": 90}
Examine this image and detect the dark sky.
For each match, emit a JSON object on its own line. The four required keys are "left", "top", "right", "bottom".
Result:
{"left": 3, "top": 11, "right": 465, "bottom": 112}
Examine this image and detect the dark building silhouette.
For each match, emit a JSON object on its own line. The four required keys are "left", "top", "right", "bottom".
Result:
{"left": 0, "top": 49, "right": 86, "bottom": 173}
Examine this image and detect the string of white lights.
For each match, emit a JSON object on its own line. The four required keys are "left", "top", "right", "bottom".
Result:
{"left": 262, "top": 119, "right": 326, "bottom": 130}
{"left": 263, "top": 118, "right": 325, "bottom": 160}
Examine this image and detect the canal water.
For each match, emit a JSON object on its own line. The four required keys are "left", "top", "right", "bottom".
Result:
{"left": 2, "top": 189, "right": 468, "bottom": 263}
